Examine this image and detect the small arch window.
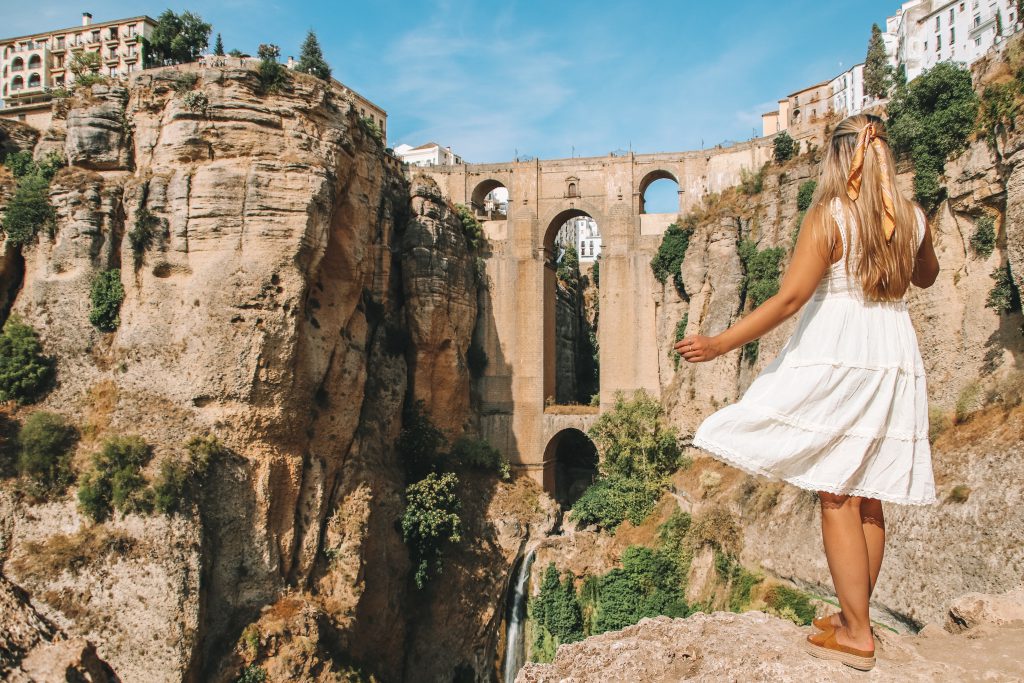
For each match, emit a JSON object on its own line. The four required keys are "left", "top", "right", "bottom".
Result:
{"left": 567, "top": 182, "right": 577, "bottom": 197}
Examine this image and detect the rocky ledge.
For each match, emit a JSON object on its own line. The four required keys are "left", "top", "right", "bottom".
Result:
{"left": 516, "top": 589, "right": 1024, "bottom": 683}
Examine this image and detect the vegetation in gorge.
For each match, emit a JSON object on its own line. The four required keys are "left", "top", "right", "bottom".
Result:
{"left": 739, "top": 165, "right": 766, "bottom": 195}
{"left": 737, "top": 239, "right": 785, "bottom": 364}
{"left": 570, "top": 390, "right": 684, "bottom": 530}
{"left": 402, "top": 471, "right": 463, "bottom": 589}
{"left": 970, "top": 214, "right": 997, "bottom": 258}
{"left": 0, "top": 316, "right": 56, "bottom": 404}
{"left": 16, "top": 411, "right": 78, "bottom": 497}
{"left": 529, "top": 507, "right": 817, "bottom": 663}
{"left": 396, "top": 401, "right": 510, "bottom": 587}
{"left": 797, "top": 180, "right": 817, "bottom": 212}
{"left": 650, "top": 219, "right": 695, "bottom": 293}
{"left": 887, "top": 61, "right": 979, "bottom": 211}
{"left": 1, "top": 150, "right": 64, "bottom": 246}
{"left": 454, "top": 203, "right": 485, "bottom": 251}
{"left": 985, "top": 263, "right": 1021, "bottom": 315}
{"left": 671, "top": 313, "right": 689, "bottom": 370}
{"left": 89, "top": 269, "right": 126, "bottom": 332}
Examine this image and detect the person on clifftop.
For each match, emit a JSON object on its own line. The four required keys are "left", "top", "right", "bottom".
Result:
{"left": 676, "top": 113, "right": 940, "bottom": 672}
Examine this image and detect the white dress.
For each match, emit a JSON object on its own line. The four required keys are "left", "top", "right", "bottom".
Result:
{"left": 692, "top": 198, "right": 937, "bottom": 505}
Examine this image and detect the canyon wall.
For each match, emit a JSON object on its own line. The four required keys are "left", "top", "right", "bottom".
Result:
{"left": 0, "top": 65, "right": 547, "bottom": 683}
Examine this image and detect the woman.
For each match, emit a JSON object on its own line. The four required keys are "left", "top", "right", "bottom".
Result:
{"left": 675, "top": 114, "right": 940, "bottom": 672}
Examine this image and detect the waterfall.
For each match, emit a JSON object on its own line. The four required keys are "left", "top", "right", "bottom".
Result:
{"left": 502, "top": 548, "right": 536, "bottom": 683}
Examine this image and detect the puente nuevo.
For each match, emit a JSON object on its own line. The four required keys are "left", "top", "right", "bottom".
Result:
{"left": 418, "top": 139, "right": 776, "bottom": 494}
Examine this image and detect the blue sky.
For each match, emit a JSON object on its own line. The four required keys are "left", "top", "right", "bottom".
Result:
{"left": 5, "top": 0, "right": 897, "bottom": 165}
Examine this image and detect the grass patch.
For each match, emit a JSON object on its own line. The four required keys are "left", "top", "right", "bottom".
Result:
{"left": 11, "top": 525, "right": 137, "bottom": 583}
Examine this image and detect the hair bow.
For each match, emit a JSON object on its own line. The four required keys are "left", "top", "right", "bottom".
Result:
{"left": 846, "top": 122, "right": 896, "bottom": 242}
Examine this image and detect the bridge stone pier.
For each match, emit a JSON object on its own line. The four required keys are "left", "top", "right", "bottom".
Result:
{"left": 417, "top": 140, "right": 774, "bottom": 497}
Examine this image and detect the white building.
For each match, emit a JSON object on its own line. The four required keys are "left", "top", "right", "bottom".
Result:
{"left": 884, "top": 0, "right": 1020, "bottom": 82}
{"left": 829, "top": 64, "right": 866, "bottom": 117}
{"left": 555, "top": 216, "right": 602, "bottom": 263}
{"left": 392, "top": 141, "right": 463, "bottom": 167}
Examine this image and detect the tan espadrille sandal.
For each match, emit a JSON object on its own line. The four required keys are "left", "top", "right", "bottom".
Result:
{"left": 812, "top": 613, "right": 840, "bottom": 632}
{"left": 803, "top": 628, "right": 875, "bottom": 671}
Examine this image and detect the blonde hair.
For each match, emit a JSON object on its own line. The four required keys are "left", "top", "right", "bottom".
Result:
{"left": 804, "top": 114, "right": 920, "bottom": 301}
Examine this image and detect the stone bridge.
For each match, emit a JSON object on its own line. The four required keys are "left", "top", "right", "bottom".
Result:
{"left": 418, "top": 139, "right": 775, "bottom": 498}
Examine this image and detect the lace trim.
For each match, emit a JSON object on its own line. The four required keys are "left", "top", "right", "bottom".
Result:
{"left": 691, "top": 435, "right": 938, "bottom": 506}
{"left": 729, "top": 402, "right": 930, "bottom": 442}
{"left": 779, "top": 357, "right": 925, "bottom": 378}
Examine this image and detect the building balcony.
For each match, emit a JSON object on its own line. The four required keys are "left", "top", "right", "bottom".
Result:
{"left": 123, "top": 52, "right": 139, "bottom": 62}
{"left": 124, "top": 34, "right": 139, "bottom": 43}
{"left": 104, "top": 54, "right": 120, "bottom": 65}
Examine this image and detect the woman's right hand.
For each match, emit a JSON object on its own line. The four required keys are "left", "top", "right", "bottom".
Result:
{"left": 675, "top": 335, "right": 722, "bottom": 363}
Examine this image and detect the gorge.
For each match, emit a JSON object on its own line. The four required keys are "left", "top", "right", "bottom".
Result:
{"left": 0, "top": 43, "right": 1022, "bottom": 683}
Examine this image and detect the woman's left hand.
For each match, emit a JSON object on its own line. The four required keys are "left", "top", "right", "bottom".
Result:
{"left": 674, "top": 335, "right": 721, "bottom": 363}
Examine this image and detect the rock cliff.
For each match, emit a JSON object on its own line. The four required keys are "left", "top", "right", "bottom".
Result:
{"left": 0, "top": 64, "right": 546, "bottom": 682}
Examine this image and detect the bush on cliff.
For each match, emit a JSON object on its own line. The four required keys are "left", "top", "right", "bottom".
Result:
{"left": 449, "top": 436, "right": 511, "bottom": 480}
{"left": 986, "top": 263, "right": 1021, "bottom": 315}
{"left": 2, "top": 174, "right": 55, "bottom": 247}
{"left": 887, "top": 61, "right": 979, "bottom": 211}
{"left": 255, "top": 43, "right": 288, "bottom": 94}
{"left": 797, "top": 180, "right": 817, "bottom": 212}
{"left": 401, "top": 471, "right": 462, "bottom": 589}
{"left": 152, "top": 434, "right": 224, "bottom": 515}
{"left": 530, "top": 562, "right": 585, "bottom": 662}
{"left": 77, "top": 435, "right": 153, "bottom": 522}
{"left": 454, "top": 203, "right": 485, "bottom": 251}
{"left": 970, "top": 214, "right": 997, "bottom": 259}
{"left": 650, "top": 219, "right": 694, "bottom": 293}
{"left": 88, "top": 269, "right": 125, "bottom": 332}
{"left": 773, "top": 131, "right": 796, "bottom": 164}
{"left": 0, "top": 316, "right": 55, "bottom": 404}
{"left": 570, "top": 475, "right": 664, "bottom": 530}
{"left": 589, "top": 390, "right": 682, "bottom": 481}
{"left": 17, "top": 411, "right": 78, "bottom": 496}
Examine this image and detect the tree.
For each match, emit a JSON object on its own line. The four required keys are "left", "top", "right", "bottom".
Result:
{"left": 296, "top": 30, "right": 331, "bottom": 80}
{"left": 772, "top": 131, "right": 796, "bottom": 164}
{"left": 256, "top": 43, "right": 287, "bottom": 94}
{"left": 864, "top": 23, "right": 893, "bottom": 100}
{"left": 401, "top": 472, "right": 462, "bottom": 588}
{"left": 89, "top": 269, "right": 125, "bottom": 332}
{"left": 69, "top": 50, "right": 101, "bottom": 79}
{"left": 887, "top": 61, "right": 979, "bottom": 210}
{"left": 214, "top": 32, "right": 224, "bottom": 56}
{"left": 148, "top": 10, "right": 211, "bottom": 64}
{"left": 17, "top": 411, "right": 77, "bottom": 494}
{"left": 588, "top": 389, "right": 682, "bottom": 480}
{"left": 0, "top": 316, "right": 55, "bottom": 404}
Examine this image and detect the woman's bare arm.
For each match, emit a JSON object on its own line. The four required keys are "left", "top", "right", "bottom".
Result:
{"left": 674, "top": 210, "right": 832, "bottom": 363}
{"left": 910, "top": 216, "right": 939, "bottom": 288}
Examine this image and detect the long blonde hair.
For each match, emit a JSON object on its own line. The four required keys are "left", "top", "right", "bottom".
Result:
{"left": 806, "top": 114, "right": 920, "bottom": 301}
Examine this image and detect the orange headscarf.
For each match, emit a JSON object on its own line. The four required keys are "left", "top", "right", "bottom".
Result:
{"left": 846, "top": 122, "right": 896, "bottom": 242}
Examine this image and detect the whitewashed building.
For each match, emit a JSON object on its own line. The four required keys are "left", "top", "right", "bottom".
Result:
{"left": 392, "top": 142, "right": 463, "bottom": 167}
{"left": 555, "top": 216, "right": 602, "bottom": 263}
{"left": 829, "top": 63, "right": 866, "bottom": 116}
{"left": 884, "top": 0, "right": 1020, "bottom": 82}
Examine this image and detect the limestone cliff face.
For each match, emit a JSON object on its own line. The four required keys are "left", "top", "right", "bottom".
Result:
{"left": 0, "top": 65, "right": 535, "bottom": 683}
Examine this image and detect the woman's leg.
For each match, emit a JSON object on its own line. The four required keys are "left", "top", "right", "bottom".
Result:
{"left": 826, "top": 497, "right": 886, "bottom": 629}
{"left": 817, "top": 492, "right": 874, "bottom": 651}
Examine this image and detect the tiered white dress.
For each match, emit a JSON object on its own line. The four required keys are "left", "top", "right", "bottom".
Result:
{"left": 692, "top": 198, "right": 937, "bottom": 505}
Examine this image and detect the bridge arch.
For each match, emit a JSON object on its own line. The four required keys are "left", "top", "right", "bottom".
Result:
{"left": 638, "top": 169, "right": 680, "bottom": 214}
{"left": 470, "top": 178, "right": 509, "bottom": 220}
{"left": 542, "top": 427, "right": 599, "bottom": 505}
{"left": 540, "top": 201, "right": 604, "bottom": 258}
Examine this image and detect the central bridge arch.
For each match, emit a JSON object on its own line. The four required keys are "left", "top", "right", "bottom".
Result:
{"left": 414, "top": 137, "right": 781, "bottom": 488}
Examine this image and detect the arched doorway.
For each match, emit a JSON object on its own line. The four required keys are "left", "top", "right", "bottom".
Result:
{"left": 543, "top": 428, "right": 599, "bottom": 506}
{"left": 543, "top": 210, "right": 600, "bottom": 407}
{"left": 639, "top": 170, "right": 680, "bottom": 214}
{"left": 471, "top": 179, "right": 509, "bottom": 220}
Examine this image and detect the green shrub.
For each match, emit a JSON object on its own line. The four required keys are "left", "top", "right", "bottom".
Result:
{"left": 928, "top": 405, "right": 953, "bottom": 443}
{"left": 2, "top": 173, "right": 55, "bottom": 246}
{"left": 255, "top": 44, "right": 287, "bottom": 94}
{"left": 742, "top": 339, "right": 760, "bottom": 366}
{"left": 954, "top": 381, "right": 981, "bottom": 424}
{"left": 985, "top": 263, "right": 1021, "bottom": 314}
{"left": 739, "top": 165, "right": 765, "bottom": 195}
{"left": 797, "top": 180, "right": 817, "bottom": 212}
{"left": 762, "top": 584, "right": 816, "bottom": 625}
{"left": 530, "top": 563, "right": 584, "bottom": 661}
{"left": 236, "top": 664, "right": 267, "bottom": 683}
{"left": 569, "top": 474, "right": 665, "bottom": 530}
{"left": 0, "top": 316, "right": 55, "bottom": 404}
{"left": 970, "top": 215, "right": 997, "bottom": 259}
{"left": 557, "top": 243, "right": 580, "bottom": 284}
{"left": 591, "top": 258, "right": 600, "bottom": 288}
{"left": 2, "top": 150, "right": 36, "bottom": 178}
{"left": 887, "top": 62, "right": 979, "bottom": 211}
{"left": 650, "top": 220, "right": 694, "bottom": 291}
{"left": 715, "top": 551, "right": 762, "bottom": 612}
{"left": 152, "top": 434, "right": 223, "bottom": 515}
{"left": 77, "top": 435, "right": 153, "bottom": 522}
{"left": 89, "top": 269, "right": 125, "bottom": 332}
{"left": 670, "top": 313, "right": 689, "bottom": 370}
{"left": 738, "top": 239, "right": 785, "bottom": 309}
{"left": 590, "top": 545, "right": 688, "bottom": 634}
{"left": 128, "top": 208, "right": 162, "bottom": 266}
{"left": 183, "top": 90, "right": 208, "bottom": 113}
{"left": 17, "top": 411, "right": 77, "bottom": 494}
{"left": 453, "top": 204, "right": 484, "bottom": 250}
{"left": 449, "top": 436, "right": 510, "bottom": 480}
{"left": 589, "top": 389, "right": 682, "bottom": 480}
{"left": 976, "top": 81, "right": 1021, "bottom": 145}
{"left": 687, "top": 504, "right": 742, "bottom": 556}
{"left": 358, "top": 116, "right": 384, "bottom": 146}
{"left": 773, "top": 132, "right": 796, "bottom": 164}
{"left": 401, "top": 471, "right": 462, "bottom": 589}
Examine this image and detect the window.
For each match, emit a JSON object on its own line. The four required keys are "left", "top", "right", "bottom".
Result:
{"left": 11, "top": 57, "right": 24, "bottom": 71}
{"left": 951, "top": 28, "right": 955, "bottom": 43}
{"left": 960, "top": 2, "right": 965, "bottom": 10}
{"left": 55, "top": 75, "right": 64, "bottom": 85}
{"left": 91, "top": 30, "right": 100, "bottom": 43}
{"left": 976, "top": 36, "right": 983, "bottom": 45}
{"left": 924, "top": 39, "right": 929, "bottom": 51}
{"left": 108, "top": 27, "right": 118, "bottom": 40}
{"left": 975, "top": 14, "right": 981, "bottom": 26}
{"left": 56, "top": 36, "right": 65, "bottom": 49}
{"left": 126, "top": 63, "right": 134, "bottom": 73}
{"left": 28, "top": 73, "right": 40, "bottom": 87}
{"left": 108, "top": 47, "right": 117, "bottom": 59}
{"left": 937, "top": 34, "right": 942, "bottom": 51}
{"left": 936, "top": 15, "right": 941, "bottom": 30}
{"left": 108, "top": 66, "right": 117, "bottom": 76}
{"left": 950, "top": 8, "right": 955, "bottom": 22}
{"left": 568, "top": 182, "right": 577, "bottom": 197}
